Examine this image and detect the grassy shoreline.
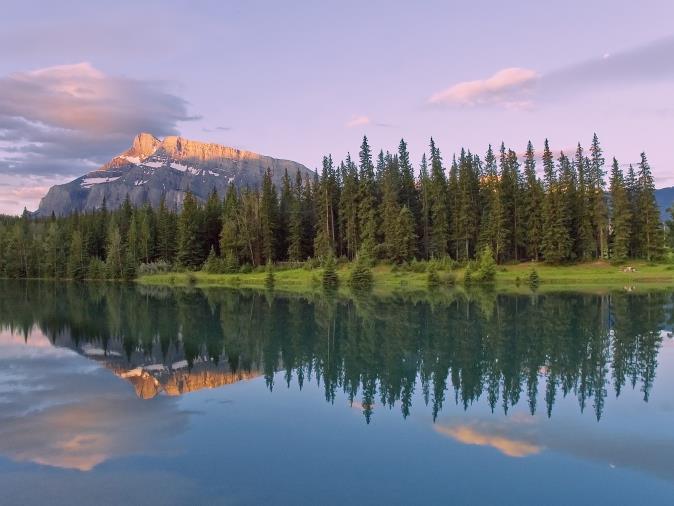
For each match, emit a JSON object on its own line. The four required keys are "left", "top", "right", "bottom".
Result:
{"left": 137, "top": 260, "right": 674, "bottom": 294}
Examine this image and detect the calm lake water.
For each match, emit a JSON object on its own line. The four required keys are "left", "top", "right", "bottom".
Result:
{"left": 1, "top": 281, "right": 673, "bottom": 505}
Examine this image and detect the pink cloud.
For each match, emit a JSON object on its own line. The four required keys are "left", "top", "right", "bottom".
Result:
{"left": 345, "top": 115, "right": 371, "bottom": 128}
{"left": 429, "top": 67, "right": 539, "bottom": 108}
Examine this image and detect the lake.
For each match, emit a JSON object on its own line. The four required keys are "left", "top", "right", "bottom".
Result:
{"left": 1, "top": 281, "right": 673, "bottom": 505}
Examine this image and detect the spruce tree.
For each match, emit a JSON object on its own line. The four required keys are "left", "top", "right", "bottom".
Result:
{"left": 177, "top": 190, "right": 204, "bottom": 269}
{"left": 428, "top": 138, "right": 449, "bottom": 258}
{"left": 67, "top": 230, "right": 86, "bottom": 280}
{"left": 523, "top": 141, "right": 543, "bottom": 260}
{"left": 358, "top": 136, "right": 378, "bottom": 259}
{"left": 609, "top": 158, "right": 631, "bottom": 261}
{"left": 636, "top": 152, "right": 663, "bottom": 261}
{"left": 260, "top": 168, "right": 279, "bottom": 263}
{"left": 589, "top": 134, "right": 609, "bottom": 259}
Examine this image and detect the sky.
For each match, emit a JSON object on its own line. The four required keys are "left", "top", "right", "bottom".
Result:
{"left": 1, "top": 0, "right": 674, "bottom": 214}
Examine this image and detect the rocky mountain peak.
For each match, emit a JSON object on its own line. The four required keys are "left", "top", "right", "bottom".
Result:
{"left": 129, "top": 132, "right": 161, "bottom": 158}
{"left": 36, "top": 132, "right": 313, "bottom": 216}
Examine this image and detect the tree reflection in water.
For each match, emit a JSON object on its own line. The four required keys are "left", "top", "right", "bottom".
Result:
{"left": 0, "top": 281, "right": 670, "bottom": 423}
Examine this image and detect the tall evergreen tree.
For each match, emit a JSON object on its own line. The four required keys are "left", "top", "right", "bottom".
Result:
{"left": 428, "top": 138, "right": 449, "bottom": 258}
{"left": 609, "top": 158, "right": 632, "bottom": 261}
{"left": 177, "top": 190, "right": 204, "bottom": 269}
{"left": 523, "top": 141, "right": 544, "bottom": 260}
{"left": 358, "top": 136, "right": 378, "bottom": 258}
{"left": 636, "top": 152, "right": 663, "bottom": 261}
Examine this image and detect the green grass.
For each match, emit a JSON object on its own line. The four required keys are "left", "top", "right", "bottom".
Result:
{"left": 137, "top": 260, "right": 674, "bottom": 294}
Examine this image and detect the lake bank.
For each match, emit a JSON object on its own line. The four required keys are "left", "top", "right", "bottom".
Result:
{"left": 136, "top": 260, "right": 674, "bottom": 294}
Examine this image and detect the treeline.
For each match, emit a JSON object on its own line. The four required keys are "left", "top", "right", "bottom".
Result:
{"left": 0, "top": 134, "right": 669, "bottom": 279}
{"left": 1, "top": 281, "right": 667, "bottom": 421}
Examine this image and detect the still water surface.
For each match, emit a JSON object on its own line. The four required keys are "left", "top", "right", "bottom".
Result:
{"left": 0, "top": 281, "right": 673, "bottom": 505}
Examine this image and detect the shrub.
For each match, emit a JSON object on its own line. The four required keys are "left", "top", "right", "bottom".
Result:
{"left": 186, "top": 272, "right": 197, "bottom": 286}
{"left": 348, "top": 254, "right": 373, "bottom": 290}
{"left": 528, "top": 268, "right": 540, "bottom": 289}
{"left": 409, "top": 259, "right": 427, "bottom": 273}
{"left": 322, "top": 255, "right": 339, "bottom": 289}
{"left": 137, "top": 260, "right": 171, "bottom": 276}
{"left": 222, "top": 251, "right": 239, "bottom": 273}
{"left": 427, "top": 267, "right": 440, "bottom": 289}
{"left": 239, "top": 263, "right": 253, "bottom": 274}
{"left": 203, "top": 247, "right": 222, "bottom": 274}
{"left": 87, "top": 257, "right": 107, "bottom": 280}
{"left": 474, "top": 246, "right": 496, "bottom": 283}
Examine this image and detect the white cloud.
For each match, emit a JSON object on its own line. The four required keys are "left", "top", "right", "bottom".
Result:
{"left": 429, "top": 67, "right": 539, "bottom": 108}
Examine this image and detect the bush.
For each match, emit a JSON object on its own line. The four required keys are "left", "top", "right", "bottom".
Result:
{"left": 409, "top": 259, "right": 428, "bottom": 273}
{"left": 222, "top": 251, "right": 239, "bottom": 273}
{"left": 528, "top": 268, "right": 540, "bottom": 289}
{"left": 348, "top": 254, "right": 373, "bottom": 290}
{"left": 87, "top": 257, "right": 107, "bottom": 280}
{"left": 239, "top": 263, "right": 253, "bottom": 274}
{"left": 473, "top": 246, "right": 496, "bottom": 283}
{"left": 427, "top": 267, "right": 440, "bottom": 289}
{"left": 202, "top": 247, "right": 222, "bottom": 274}
{"left": 304, "top": 257, "right": 320, "bottom": 270}
{"left": 322, "top": 255, "right": 339, "bottom": 289}
{"left": 186, "top": 272, "right": 197, "bottom": 286}
{"left": 137, "top": 260, "right": 171, "bottom": 276}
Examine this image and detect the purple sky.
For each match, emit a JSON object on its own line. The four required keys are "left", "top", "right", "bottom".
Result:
{"left": 1, "top": 0, "right": 674, "bottom": 214}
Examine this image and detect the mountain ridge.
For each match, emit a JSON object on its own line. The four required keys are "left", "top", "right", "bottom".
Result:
{"left": 36, "top": 133, "right": 313, "bottom": 216}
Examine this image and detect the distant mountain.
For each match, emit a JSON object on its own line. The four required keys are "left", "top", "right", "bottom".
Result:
{"left": 656, "top": 186, "right": 674, "bottom": 221}
{"left": 36, "top": 133, "right": 313, "bottom": 216}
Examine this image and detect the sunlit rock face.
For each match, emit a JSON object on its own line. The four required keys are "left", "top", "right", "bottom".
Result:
{"left": 50, "top": 333, "right": 263, "bottom": 400}
{"left": 113, "top": 365, "right": 261, "bottom": 399}
{"left": 36, "top": 132, "right": 313, "bottom": 215}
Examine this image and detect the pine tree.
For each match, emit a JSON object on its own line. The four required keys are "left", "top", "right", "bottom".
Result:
{"left": 478, "top": 145, "right": 498, "bottom": 254}
{"left": 105, "top": 222, "right": 123, "bottom": 279}
{"left": 589, "top": 134, "right": 609, "bottom": 259}
{"left": 287, "top": 173, "right": 304, "bottom": 261}
{"left": 67, "top": 230, "right": 86, "bottom": 280}
{"left": 338, "top": 153, "right": 359, "bottom": 259}
{"left": 574, "top": 144, "right": 595, "bottom": 260}
{"left": 541, "top": 140, "right": 570, "bottom": 263}
{"left": 428, "top": 138, "right": 449, "bottom": 258}
{"left": 177, "top": 190, "right": 204, "bottom": 269}
{"left": 260, "top": 168, "right": 278, "bottom": 263}
{"left": 203, "top": 188, "right": 223, "bottom": 256}
{"left": 418, "top": 153, "right": 432, "bottom": 259}
{"left": 381, "top": 152, "right": 402, "bottom": 260}
{"left": 609, "top": 158, "right": 632, "bottom": 261}
{"left": 358, "top": 136, "right": 378, "bottom": 259}
{"left": 314, "top": 156, "right": 337, "bottom": 258}
{"left": 523, "top": 141, "right": 543, "bottom": 260}
{"left": 636, "top": 152, "right": 663, "bottom": 260}
{"left": 157, "top": 196, "right": 177, "bottom": 263}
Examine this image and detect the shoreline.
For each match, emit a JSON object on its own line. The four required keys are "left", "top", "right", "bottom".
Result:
{"left": 136, "top": 260, "right": 674, "bottom": 294}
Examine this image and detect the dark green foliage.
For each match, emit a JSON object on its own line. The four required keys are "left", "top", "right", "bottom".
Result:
{"left": 322, "top": 254, "right": 339, "bottom": 289}
{"left": 0, "top": 136, "right": 665, "bottom": 282}
{"left": 348, "top": 253, "right": 373, "bottom": 290}
{"left": 427, "top": 267, "right": 440, "bottom": 289}
{"left": 474, "top": 246, "right": 496, "bottom": 283}
{"left": 528, "top": 268, "right": 540, "bottom": 289}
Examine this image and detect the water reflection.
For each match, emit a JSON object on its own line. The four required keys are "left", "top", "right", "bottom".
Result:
{"left": 0, "top": 281, "right": 670, "bottom": 423}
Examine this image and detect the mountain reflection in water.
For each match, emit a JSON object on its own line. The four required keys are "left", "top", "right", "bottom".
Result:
{"left": 0, "top": 281, "right": 670, "bottom": 422}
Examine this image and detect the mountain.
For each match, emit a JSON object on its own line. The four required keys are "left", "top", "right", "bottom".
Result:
{"left": 656, "top": 186, "right": 674, "bottom": 221}
{"left": 36, "top": 133, "right": 313, "bottom": 216}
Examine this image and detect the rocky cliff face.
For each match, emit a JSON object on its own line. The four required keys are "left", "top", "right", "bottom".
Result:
{"left": 36, "top": 133, "right": 313, "bottom": 215}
